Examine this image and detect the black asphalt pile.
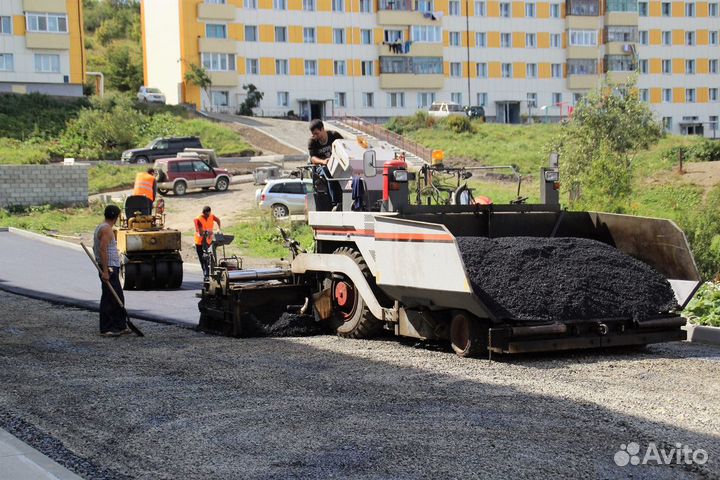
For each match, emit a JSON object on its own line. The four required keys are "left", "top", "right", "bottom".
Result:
{"left": 243, "top": 311, "right": 330, "bottom": 337}
{"left": 456, "top": 236, "right": 678, "bottom": 322}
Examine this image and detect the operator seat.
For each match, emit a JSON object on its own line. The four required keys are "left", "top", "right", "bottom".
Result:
{"left": 124, "top": 195, "right": 153, "bottom": 219}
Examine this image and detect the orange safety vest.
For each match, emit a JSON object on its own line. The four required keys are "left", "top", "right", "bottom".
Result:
{"left": 194, "top": 214, "right": 218, "bottom": 246}
{"left": 133, "top": 172, "right": 156, "bottom": 201}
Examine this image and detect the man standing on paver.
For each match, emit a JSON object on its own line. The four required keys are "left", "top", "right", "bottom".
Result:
{"left": 194, "top": 206, "right": 222, "bottom": 279}
{"left": 308, "top": 119, "right": 343, "bottom": 207}
{"left": 93, "top": 205, "right": 129, "bottom": 336}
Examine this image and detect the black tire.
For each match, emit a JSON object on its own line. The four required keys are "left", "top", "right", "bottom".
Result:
{"left": 330, "top": 247, "right": 383, "bottom": 339}
{"left": 450, "top": 313, "right": 488, "bottom": 358}
{"left": 136, "top": 262, "right": 155, "bottom": 290}
{"left": 168, "top": 259, "right": 183, "bottom": 288}
{"left": 158, "top": 189, "right": 168, "bottom": 195}
{"left": 156, "top": 170, "right": 167, "bottom": 182}
{"left": 215, "top": 177, "right": 229, "bottom": 191}
{"left": 135, "top": 156, "right": 149, "bottom": 165}
{"left": 271, "top": 203, "right": 289, "bottom": 218}
{"left": 155, "top": 260, "right": 171, "bottom": 289}
{"left": 121, "top": 263, "right": 138, "bottom": 290}
{"left": 173, "top": 181, "right": 187, "bottom": 196}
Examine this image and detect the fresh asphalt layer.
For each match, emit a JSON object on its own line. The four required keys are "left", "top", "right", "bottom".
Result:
{"left": 0, "top": 228, "right": 202, "bottom": 327}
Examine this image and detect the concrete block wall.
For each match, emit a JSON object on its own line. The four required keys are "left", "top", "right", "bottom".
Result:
{"left": 0, "top": 164, "right": 89, "bottom": 208}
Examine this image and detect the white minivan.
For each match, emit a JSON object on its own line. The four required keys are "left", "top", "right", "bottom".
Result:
{"left": 428, "top": 101, "right": 466, "bottom": 118}
{"left": 255, "top": 178, "right": 313, "bottom": 218}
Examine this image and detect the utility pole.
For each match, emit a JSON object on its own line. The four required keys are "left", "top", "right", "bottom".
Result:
{"left": 465, "top": 0, "right": 471, "bottom": 106}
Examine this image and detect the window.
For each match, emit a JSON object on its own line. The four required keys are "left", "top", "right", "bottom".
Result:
{"left": 662, "top": 89, "right": 672, "bottom": 102}
{"left": 710, "top": 59, "right": 718, "bottom": 73}
{"left": 34, "top": 54, "right": 60, "bottom": 73}
{"left": 360, "top": 0, "right": 372, "bottom": 11}
{"left": 526, "top": 63, "right": 537, "bottom": 77}
{"left": 380, "top": 56, "right": 443, "bottom": 74}
{"left": 663, "top": 117, "right": 672, "bottom": 130}
{"left": 303, "top": 0, "right": 315, "bottom": 10}
{"left": 638, "top": 1, "right": 647, "bottom": 14}
{"left": 450, "top": 62, "right": 462, "bottom": 76}
{"left": 569, "top": 30, "right": 597, "bottom": 46}
{"left": 661, "top": 2, "right": 671, "bottom": 15}
{"left": 662, "top": 31, "right": 671, "bottom": 45}
{"left": 568, "top": 0, "right": 599, "bottom": 15}
{"left": 568, "top": 59, "right": 597, "bottom": 74}
{"left": 502, "top": 63, "right": 513, "bottom": 77}
{"left": 274, "top": 0, "right": 287, "bottom": 9}
{"left": 388, "top": 92, "right": 405, "bottom": 107}
{"left": 334, "top": 28, "right": 345, "bottom": 44}
{"left": 304, "top": 27, "right": 315, "bottom": 43}
{"left": 361, "top": 29, "right": 372, "bottom": 44}
{"left": 686, "top": 59, "right": 695, "bottom": 74}
{"left": 1, "top": 16, "right": 12, "bottom": 34}
{"left": 276, "top": 59, "right": 288, "bottom": 75}
{"left": 477, "top": 62, "right": 487, "bottom": 77}
{"left": 245, "top": 25, "right": 257, "bottom": 41}
{"left": 411, "top": 26, "right": 442, "bottom": 43}
{"left": 475, "top": 1, "right": 486, "bottom": 15}
{"left": 447, "top": 92, "right": 461, "bottom": 105}
{"left": 246, "top": 58, "right": 258, "bottom": 74}
{"left": 206, "top": 24, "right": 227, "bottom": 39}
{"left": 386, "top": 29, "right": 406, "bottom": 42}
{"left": 0, "top": 53, "right": 13, "bottom": 71}
{"left": 211, "top": 91, "right": 229, "bottom": 107}
{"left": 686, "top": 31, "right": 695, "bottom": 46}
{"left": 527, "top": 92, "right": 537, "bottom": 108}
{"left": 275, "top": 26, "right": 287, "bottom": 42}
{"left": 450, "top": 32, "right": 461, "bottom": 46}
{"left": 552, "top": 92, "right": 562, "bottom": 105}
{"left": 639, "top": 30, "right": 648, "bottom": 45}
{"left": 685, "top": 2, "right": 695, "bottom": 16}
{"left": 710, "top": 2, "right": 719, "bottom": 14}
{"left": 526, "top": 2, "right": 536, "bottom": 16}
{"left": 476, "top": 32, "right": 486, "bottom": 46}
{"left": 449, "top": 0, "right": 461, "bottom": 14}
{"left": 334, "top": 60, "right": 346, "bottom": 75}
{"left": 551, "top": 3, "right": 561, "bottom": 16}
{"left": 526, "top": 33, "right": 536, "bottom": 47}
{"left": 334, "top": 92, "right": 347, "bottom": 107}
{"left": 26, "top": 13, "right": 68, "bottom": 33}
{"left": 551, "top": 63, "right": 562, "bottom": 77}
{"left": 202, "top": 53, "right": 235, "bottom": 71}
{"left": 244, "top": 0, "right": 257, "bottom": 7}
{"left": 607, "top": 26, "right": 637, "bottom": 42}
{"left": 606, "top": 55, "right": 635, "bottom": 71}
{"left": 662, "top": 59, "right": 671, "bottom": 74}
{"left": 551, "top": 34, "right": 562, "bottom": 47}
{"left": 416, "top": 0, "right": 434, "bottom": 12}
{"left": 277, "top": 91, "right": 289, "bottom": 107}
{"left": 686, "top": 88, "right": 696, "bottom": 103}
{"left": 500, "top": 2, "right": 511, "bottom": 16}
{"left": 332, "top": 0, "right": 344, "bottom": 11}
{"left": 606, "top": 0, "right": 636, "bottom": 11}
{"left": 711, "top": 31, "right": 718, "bottom": 45}
{"left": 640, "top": 89, "right": 649, "bottom": 102}
{"left": 639, "top": 59, "right": 648, "bottom": 73}
{"left": 206, "top": 0, "right": 226, "bottom": 3}
{"left": 362, "top": 92, "right": 374, "bottom": 107}
{"left": 501, "top": 33, "right": 511, "bottom": 47}
{"left": 361, "top": 60, "right": 373, "bottom": 76}
{"left": 417, "top": 92, "right": 436, "bottom": 108}
{"left": 304, "top": 60, "right": 317, "bottom": 75}
{"left": 477, "top": 92, "right": 488, "bottom": 106}
{"left": 710, "top": 89, "right": 718, "bottom": 101}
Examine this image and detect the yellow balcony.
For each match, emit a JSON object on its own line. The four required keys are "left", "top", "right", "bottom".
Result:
{"left": 565, "top": 16, "right": 603, "bottom": 29}
{"left": 377, "top": 10, "right": 438, "bottom": 26}
{"left": 566, "top": 46, "right": 602, "bottom": 58}
{"left": 209, "top": 71, "right": 238, "bottom": 87}
{"left": 199, "top": 37, "right": 237, "bottom": 54}
{"left": 379, "top": 73, "right": 443, "bottom": 89}
{"left": 606, "top": 42, "right": 635, "bottom": 55}
{"left": 605, "top": 11, "right": 638, "bottom": 26}
{"left": 23, "top": 0, "right": 66, "bottom": 13}
{"left": 378, "top": 42, "right": 443, "bottom": 56}
{"left": 606, "top": 71, "right": 634, "bottom": 83}
{"left": 197, "top": 3, "right": 236, "bottom": 20}
{"left": 567, "top": 74, "right": 600, "bottom": 89}
{"left": 26, "top": 32, "right": 70, "bottom": 49}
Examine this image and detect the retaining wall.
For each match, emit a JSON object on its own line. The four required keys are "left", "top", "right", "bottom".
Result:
{"left": 0, "top": 164, "right": 89, "bottom": 208}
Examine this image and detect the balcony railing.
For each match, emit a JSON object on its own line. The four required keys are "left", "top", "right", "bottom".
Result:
{"left": 378, "top": 0, "right": 413, "bottom": 10}
{"left": 566, "top": 0, "right": 599, "bottom": 15}
{"left": 606, "top": 0, "right": 637, "bottom": 12}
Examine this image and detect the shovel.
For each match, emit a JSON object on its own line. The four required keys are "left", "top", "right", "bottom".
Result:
{"left": 80, "top": 242, "right": 144, "bottom": 337}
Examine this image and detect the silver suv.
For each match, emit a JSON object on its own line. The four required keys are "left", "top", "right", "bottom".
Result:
{"left": 255, "top": 179, "right": 313, "bottom": 218}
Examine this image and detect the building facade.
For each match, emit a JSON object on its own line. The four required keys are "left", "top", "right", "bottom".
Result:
{"left": 142, "top": 0, "right": 719, "bottom": 135}
{"left": 0, "top": 0, "right": 85, "bottom": 97}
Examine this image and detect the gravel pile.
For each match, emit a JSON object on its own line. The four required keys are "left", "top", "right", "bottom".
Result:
{"left": 457, "top": 237, "right": 678, "bottom": 322}
{"left": 244, "top": 311, "right": 330, "bottom": 337}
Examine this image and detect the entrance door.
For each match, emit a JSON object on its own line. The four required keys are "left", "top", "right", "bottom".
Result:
{"left": 496, "top": 102, "right": 521, "bottom": 124}
{"left": 310, "top": 101, "right": 324, "bottom": 120}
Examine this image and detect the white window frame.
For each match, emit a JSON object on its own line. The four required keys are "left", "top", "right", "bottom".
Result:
{"left": 525, "top": 2, "right": 536, "bottom": 17}
{"left": 686, "top": 31, "right": 695, "bottom": 46}
{"left": 500, "top": 2, "right": 511, "bottom": 16}
{"left": 476, "top": 62, "right": 487, "bottom": 77}
{"left": 710, "top": 31, "right": 718, "bottom": 45}
{"left": 640, "top": 89, "right": 649, "bottom": 102}
{"left": 551, "top": 63, "right": 562, "bottom": 78}
{"left": 0, "top": 16, "right": 12, "bottom": 35}
{"left": 334, "top": 92, "right": 347, "bottom": 108}
{"left": 275, "top": 26, "right": 287, "bottom": 42}
{"left": 526, "top": 33, "right": 536, "bottom": 47}
{"left": 639, "top": 30, "right": 648, "bottom": 45}
{"left": 0, "top": 53, "right": 13, "bottom": 71}
{"left": 274, "top": 0, "right": 287, "bottom": 9}
{"left": 551, "top": 3, "right": 561, "bottom": 17}
{"left": 526, "top": 63, "right": 537, "bottom": 78}
{"left": 201, "top": 52, "right": 236, "bottom": 71}
{"left": 334, "top": 60, "right": 346, "bottom": 75}
{"left": 662, "top": 59, "right": 671, "bottom": 74}
{"left": 451, "top": 92, "right": 463, "bottom": 104}
{"left": 360, "top": 0, "right": 372, "bottom": 12}
{"left": 639, "top": 59, "right": 648, "bottom": 73}
{"left": 361, "top": 60, "right": 373, "bottom": 76}
{"left": 661, "top": 1, "right": 671, "bottom": 15}
{"left": 662, "top": 31, "right": 671, "bottom": 45}
{"left": 332, "top": 0, "right": 345, "bottom": 11}
{"left": 709, "top": 88, "right": 718, "bottom": 101}
{"left": 211, "top": 90, "right": 229, "bottom": 107}
{"left": 277, "top": 91, "right": 289, "bottom": 107}
{"left": 501, "top": 32, "right": 511, "bottom": 48}
{"left": 276, "top": 59, "right": 289, "bottom": 75}
{"left": 388, "top": 92, "right": 405, "bottom": 108}
{"left": 685, "top": 2, "right": 695, "bottom": 16}
{"left": 246, "top": 58, "right": 259, "bottom": 74}
{"left": 449, "top": 0, "right": 461, "bottom": 14}
{"left": 477, "top": 92, "right": 488, "bottom": 106}
{"left": 26, "top": 12, "right": 68, "bottom": 33}
{"left": 476, "top": 32, "right": 486, "bottom": 47}
{"left": 710, "top": 59, "right": 718, "bottom": 74}
{"left": 411, "top": 25, "right": 442, "bottom": 43}
{"left": 244, "top": 0, "right": 257, "bottom": 8}
{"left": 552, "top": 92, "right": 562, "bottom": 105}
{"left": 686, "top": 59, "right": 695, "bottom": 74}
{"left": 502, "top": 63, "right": 513, "bottom": 78}
{"left": 417, "top": 92, "right": 436, "bottom": 108}
{"left": 303, "top": 0, "right": 315, "bottom": 10}
{"left": 568, "top": 29, "right": 598, "bottom": 46}
{"left": 206, "top": 0, "right": 227, "bottom": 4}
{"left": 551, "top": 33, "right": 562, "bottom": 47}
{"left": 527, "top": 92, "right": 537, "bottom": 108}
{"left": 361, "top": 29, "right": 372, "bottom": 44}
{"left": 449, "top": 31, "right": 461, "bottom": 46}
{"left": 333, "top": 28, "right": 346, "bottom": 44}
{"left": 686, "top": 88, "right": 696, "bottom": 103}
{"left": 450, "top": 62, "right": 462, "bottom": 77}
{"left": 362, "top": 92, "right": 374, "bottom": 108}
{"left": 662, "top": 88, "right": 672, "bottom": 102}
{"left": 304, "top": 59, "right": 317, "bottom": 76}
{"left": 206, "top": 23, "right": 227, "bottom": 39}
{"left": 475, "top": 1, "right": 486, "bottom": 15}
{"left": 303, "top": 27, "right": 316, "bottom": 43}
{"left": 245, "top": 25, "right": 257, "bottom": 42}
{"left": 34, "top": 53, "right": 60, "bottom": 73}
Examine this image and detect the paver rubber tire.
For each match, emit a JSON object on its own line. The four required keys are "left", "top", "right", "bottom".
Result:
{"left": 135, "top": 156, "right": 149, "bottom": 165}
{"left": 331, "top": 247, "right": 383, "bottom": 339}
{"left": 271, "top": 204, "right": 289, "bottom": 219}
{"left": 450, "top": 312, "right": 488, "bottom": 358}
{"left": 216, "top": 177, "right": 229, "bottom": 192}
{"left": 173, "top": 181, "right": 187, "bottom": 196}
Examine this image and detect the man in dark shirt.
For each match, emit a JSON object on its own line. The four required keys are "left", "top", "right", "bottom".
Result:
{"left": 308, "top": 119, "right": 343, "bottom": 206}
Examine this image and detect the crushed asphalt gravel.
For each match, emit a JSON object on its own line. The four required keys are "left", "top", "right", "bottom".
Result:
{"left": 1, "top": 290, "right": 718, "bottom": 479}
{"left": 457, "top": 237, "right": 679, "bottom": 322}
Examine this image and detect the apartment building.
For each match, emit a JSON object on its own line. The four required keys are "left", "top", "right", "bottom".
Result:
{"left": 0, "top": 0, "right": 85, "bottom": 97}
{"left": 142, "top": 0, "right": 719, "bottom": 135}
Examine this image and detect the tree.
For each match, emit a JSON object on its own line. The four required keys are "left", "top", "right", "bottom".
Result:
{"left": 104, "top": 43, "right": 143, "bottom": 92}
{"left": 238, "top": 84, "right": 264, "bottom": 116}
{"left": 547, "top": 78, "right": 663, "bottom": 212}
{"left": 184, "top": 63, "right": 212, "bottom": 108}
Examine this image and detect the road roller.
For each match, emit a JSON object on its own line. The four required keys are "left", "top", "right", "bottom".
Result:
{"left": 116, "top": 195, "right": 183, "bottom": 290}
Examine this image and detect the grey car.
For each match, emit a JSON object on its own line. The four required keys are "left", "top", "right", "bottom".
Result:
{"left": 256, "top": 179, "right": 313, "bottom": 218}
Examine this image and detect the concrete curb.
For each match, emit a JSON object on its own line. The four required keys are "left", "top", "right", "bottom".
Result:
{"left": 684, "top": 323, "right": 720, "bottom": 346}
{"left": 0, "top": 428, "right": 83, "bottom": 480}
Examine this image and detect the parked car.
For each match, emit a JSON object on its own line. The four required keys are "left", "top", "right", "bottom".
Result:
{"left": 428, "top": 101, "right": 465, "bottom": 118}
{"left": 137, "top": 86, "right": 166, "bottom": 104}
{"left": 121, "top": 137, "right": 203, "bottom": 164}
{"left": 154, "top": 157, "right": 232, "bottom": 196}
{"left": 255, "top": 178, "right": 313, "bottom": 218}
{"left": 465, "top": 105, "right": 486, "bottom": 120}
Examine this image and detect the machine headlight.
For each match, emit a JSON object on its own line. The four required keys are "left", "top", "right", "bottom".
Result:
{"left": 544, "top": 170, "right": 559, "bottom": 182}
{"left": 393, "top": 170, "right": 408, "bottom": 182}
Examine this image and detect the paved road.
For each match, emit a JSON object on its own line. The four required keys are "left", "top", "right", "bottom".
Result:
{"left": 0, "top": 229, "right": 202, "bottom": 327}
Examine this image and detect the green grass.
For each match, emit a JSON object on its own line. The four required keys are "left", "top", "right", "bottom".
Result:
{"left": 174, "top": 119, "right": 256, "bottom": 157}
{"left": 0, "top": 203, "right": 112, "bottom": 236}
{"left": 224, "top": 214, "right": 314, "bottom": 259}
{"left": 0, "top": 138, "right": 52, "bottom": 164}
{"left": 626, "top": 182, "right": 705, "bottom": 221}
{"left": 88, "top": 163, "right": 145, "bottom": 194}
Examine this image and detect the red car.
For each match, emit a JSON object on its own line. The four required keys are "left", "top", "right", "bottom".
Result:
{"left": 154, "top": 157, "right": 232, "bottom": 196}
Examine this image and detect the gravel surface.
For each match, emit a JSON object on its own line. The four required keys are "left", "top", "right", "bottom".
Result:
{"left": 457, "top": 237, "right": 678, "bottom": 322}
{"left": 1, "top": 290, "right": 718, "bottom": 479}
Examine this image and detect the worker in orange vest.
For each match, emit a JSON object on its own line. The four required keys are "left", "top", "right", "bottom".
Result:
{"left": 133, "top": 168, "right": 157, "bottom": 203}
{"left": 194, "top": 206, "right": 222, "bottom": 278}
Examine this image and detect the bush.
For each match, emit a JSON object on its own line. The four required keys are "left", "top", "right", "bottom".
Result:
{"left": 684, "top": 186, "right": 720, "bottom": 280}
{"left": 385, "top": 111, "right": 435, "bottom": 135}
{"left": 0, "top": 138, "right": 51, "bottom": 164}
{"left": 0, "top": 93, "right": 88, "bottom": 140}
{"left": 441, "top": 115, "right": 473, "bottom": 134}
{"left": 684, "top": 282, "right": 720, "bottom": 326}
{"left": 692, "top": 139, "right": 720, "bottom": 162}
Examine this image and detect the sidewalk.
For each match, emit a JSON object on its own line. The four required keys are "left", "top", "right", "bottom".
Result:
{"left": 0, "top": 428, "right": 82, "bottom": 480}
